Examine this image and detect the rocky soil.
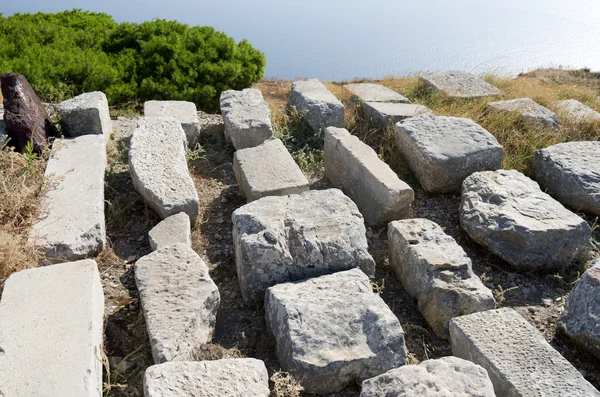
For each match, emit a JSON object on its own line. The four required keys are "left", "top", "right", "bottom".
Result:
{"left": 98, "top": 115, "right": 600, "bottom": 396}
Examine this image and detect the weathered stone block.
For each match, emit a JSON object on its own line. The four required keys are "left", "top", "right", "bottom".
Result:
{"left": 395, "top": 115, "right": 504, "bottom": 193}
{"left": 233, "top": 138, "right": 309, "bottom": 202}
{"left": 129, "top": 117, "right": 199, "bottom": 222}
{"left": 1, "top": 73, "right": 54, "bottom": 153}
{"left": 450, "top": 308, "right": 600, "bottom": 396}
{"left": 344, "top": 83, "right": 409, "bottom": 103}
{"left": 198, "top": 110, "right": 225, "bottom": 136}
{"left": 30, "top": 135, "right": 107, "bottom": 261}
{"left": 289, "top": 79, "right": 344, "bottom": 134}
{"left": 533, "top": 141, "right": 600, "bottom": 215}
{"left": 144, "top": 359, "right": 270, "bottom": 397}
{"left": 232, "top": 188, "right": 375, "bottom": 305}
{"left": 558, "top": 259, "right": 600, "bottom": 359}
{"left": 148, "top": 212, "right": 191, "bottom": 251}
{"left": 266, "top": 269, "right": 407, "bottom": 394}
{"left": 460, "top": 170, "right": 591, "bottom": 272}
{"left": 144, "top": 100, "right": 202, "bottom": 147}
{"left": 360, "top": 356, "right": 496, "bottom": 397}
{"left": 419, "top": 71, "right": 502, "bottom": 97}
{"left": 487, "top": 98, "right": 559, "bottom": 129}
{"left": 556, "top": 99, "right": 600, "bottom": 122}
{"left": 135, "top": 243, "right": 220, "bottom": 364}
{"left": 364, "top": 101, "right": 431, "bottom": 129}
{"left": 58, "top": 91, "right": 112, "bottom": 137}
{"left": 324, "top": 127, "right": 413, "bottom": 225}
{"left": 0, "top": 260, "right": 104, "bottom": 397}
{"left": 388, "top": 219, "right": 495, "bottom": 338}
{"left": 220, "top": 88, "right": 273, "bottom": 149}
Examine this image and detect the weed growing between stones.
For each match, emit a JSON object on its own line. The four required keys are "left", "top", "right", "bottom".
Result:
{"left": 270, "top": 371, "right": 304, "bottom": 397}
{"left": 0, "top": 147, "right": 46, "bottom": 290}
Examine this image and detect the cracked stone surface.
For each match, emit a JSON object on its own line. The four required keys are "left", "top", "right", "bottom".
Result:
{"left": 220, "top": 88, "right": 273, "bottom": 149}
{"left": 460, "top": 170, "right": 591, "bottom": 272}
{"left": 450, "top": 308, "right": 600, "bottom": 396}
{"left": 533, "top": 141, "right": 600, "bottom": 215}
{"left": 144, "top": 359, "right": 270, "bottom": 397}
{"left": 395, "top": 114, "right": 504, "bottom": 193}
{"left": 558, "top": 258, "right": 600, "bottom": 360}
{"left": 419, "top": 71, "right": 502, "bottom": 97}
{"left": 360, "top": 356, "right": 496, "bottom": 397}
{"left": 486, "top": 98, "right": 559, "bottom": 129}
{"left": 266, "top": 269, "right": 407, "bottom": 394}
{"left": 388, "top": 218, "right": 495, "bottom": 338}
{"left": 289, "top": 79, "right": 344, "bottom": 134}
{"left": 129, "top": 117, "right": 199, "bottom": 222}
{"left": 232, "top": 188, "right": 375, "bottom": 305}
{"left": 135, "top": 243, "right": 220, "bottom": 364}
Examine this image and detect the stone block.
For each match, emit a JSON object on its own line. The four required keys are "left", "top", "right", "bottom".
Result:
{"left": 197, "top": 110, "right": 225, "bottom": 136}
{"left": 486, "top": 98, "right": 559, "bottom": 129}
{"left": 58, "top": 91, "right": 112, "bottom": 137}
{"left": 148, "top": 212, "right": 191, "bottom": 251}
{"left": 419, "top": 71, "right": 502, "bottom": 97}
{"left": 265, "top": 269, "right": 407, "bottom": 394}
{"left": 388, "top": 219, "right": 495, "bottom": 338}
{"left": 144, "top": 100, "right": 202, "bottom": 147}
{"left": 289, "top": 79, "right": 344, "bottom": 134}
{"left": 395, "top": 114, "right": 504, "bottom": 193}
{"left": 220, "top": 88, "right": 273, "bottom": 149}
{"left": 144, "top": 359, "right": 270, "bottom": 397}
{"left": 30, "top": 135, "right": 107, "bottom": 261}
{"left": 324, "top": 127, "right": 413, "bottom": 225}
{"left": 558, "top": 259, "right": 600, "bottom": 359}
{"left": 460, "top": 170, "right": 591, "bottom": 272}
{"left": 129, "top": 117, "right": 199, "bottom": 222}
{"left": 556, "top": 99, "right": 600, "bottom": 122}
{"left": 233, "top": 138, "right": 309, "bottom": 202}
{"left": 232, "top": 188, "right": 375, "bottom": 305}
{"left": 0, "top": 260, "right": 104, "bottom": 397}
{"left": 533, "top": 141, "right": 600, "bottom": 215}
{"left": 135, "top": 243, "right": 220, "bottom": 364}
{"left": 360, "top": 356, "right": 495, "bottom": 397}
{"left": 450, "top": 308, "right": 600, "bottom": 396}
{"left": 364, "top": 101, "right": 430, "bottom": 129}
{"left": 343, "top": 83, "right": 409, "bottom": 103}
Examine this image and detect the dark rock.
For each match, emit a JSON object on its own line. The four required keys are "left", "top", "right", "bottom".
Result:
{"left": 1, "top": 73, "right": 54, "bottom": 153}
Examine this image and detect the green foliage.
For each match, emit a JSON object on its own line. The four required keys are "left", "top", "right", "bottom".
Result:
{"left": 0, "top": 10, "right": 266, "bottom": 111}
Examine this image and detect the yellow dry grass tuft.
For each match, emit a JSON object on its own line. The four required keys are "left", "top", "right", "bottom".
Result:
{"left": 0, "top": 147, "right": 46, "bottom": 287}
{"left": 270, "top": 371, "right": 304, "bottom": 397}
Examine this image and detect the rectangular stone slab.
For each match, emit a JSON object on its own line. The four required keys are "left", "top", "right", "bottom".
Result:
{"left": 233, "top": 138, "right": 309, "bottom": 202}
{"left": 58, "top": 91, "right": 112, "bottom": 137}
{"left": 450, "top": 308, "right": 600, "bottom": 397}
{"left": 419, "top": 71, "right": 502, "bottom": 98}
{"left": 232, "top": 188, "right": 375, "bottom": 305}
{"left": 144, "top": 359, "right": 270, "bottom": 397}
{"left": 144, "top": 100, "right": 201, "bottom": 147}
{"left": 324, "top": 127, "right": 413, "bottom": 225}
{"left": 556, "top": 99, "right": 600, "bottom": 122}
{"left": 388, "top": 219, "right": 494, "bottom": 338}
{"left": 395, "top": 114, "right": 504, "bottom": 193}
{"left": 364, "top": 101, "right": 431, "bottom": 129}
{"left": 0, "top": 260, "right": 104, "bottom": 397}
{"left": 220, "top": 88, "right": 273, "bottom": 150}
{"left": 289, "top": 79, "right": 344, "bottom": 134}
{"left": 30, "top": 134, "right": 107, "bottom": 262}
{"left": 135, "top": 243, "right": 220, "bottom": 364}
{"left": 344, "top": 83, "right": 409, "bottom": 103}
{"left": 486, "top": 98, "right": 559, "bottom": 129}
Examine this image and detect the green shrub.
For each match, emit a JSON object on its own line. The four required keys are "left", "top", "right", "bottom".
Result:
{"left": 0, "top": 10, "right": 266, "bottom": 111}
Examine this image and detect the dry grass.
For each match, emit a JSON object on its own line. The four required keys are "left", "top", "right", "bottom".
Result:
{"left": 255, "top": 69, "right": 600, "bottom": 176}
{"left": 270, "top": 371, "right": 304, "bottom": 397}
{"left": 0, "top": 147, "right": 46, "bottom": 288}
